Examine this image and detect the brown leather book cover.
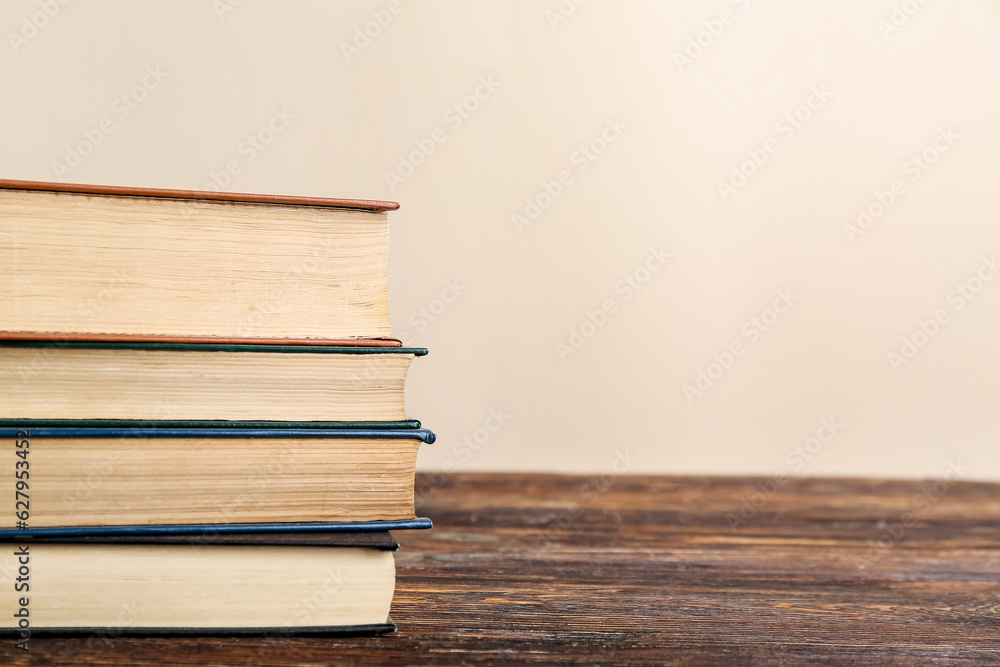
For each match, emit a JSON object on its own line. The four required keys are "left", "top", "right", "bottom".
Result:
{"left": 0, "top": 178, "right": 399, "bottom": 211}
{"left": 0, "top": 331, "right": 403, "bottom": 347}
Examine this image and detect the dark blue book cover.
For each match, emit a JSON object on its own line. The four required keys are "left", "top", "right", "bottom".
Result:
{"left": 1, "top": 423, "right": 434, "bottom": 537}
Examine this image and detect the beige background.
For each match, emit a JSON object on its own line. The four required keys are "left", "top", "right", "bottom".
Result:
{"left": 2, "top": 1, "right": 998, "bottom": 480}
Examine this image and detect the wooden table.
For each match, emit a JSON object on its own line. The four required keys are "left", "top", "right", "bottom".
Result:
{"left": 6, "top": 473, "right": 1000, "bottom": 665}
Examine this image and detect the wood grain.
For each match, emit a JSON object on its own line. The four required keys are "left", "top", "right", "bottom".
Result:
{"left": 3, "top": 473, "right": 998, "bottom": 665}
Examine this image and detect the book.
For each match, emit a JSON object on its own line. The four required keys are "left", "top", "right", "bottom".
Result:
{"left": 0, "top": 338, "right": 426, "bottom": 422}
{"left": 0, "top": 518, "right": 432, "bottom": 539}
{"left": 0, "top": 531, "right": 399, "bottom": 635}
{"left": 1, "top": 425, "right": 435, "bottom": 529}
{"left": 0, "top": 179, "right": 399, "bottom": 340}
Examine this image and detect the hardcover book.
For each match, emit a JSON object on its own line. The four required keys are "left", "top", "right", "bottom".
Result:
{"left": 0, "top": 338, "right": 427, "bottom": 422}
{"left": 0, "top": 531, "right": 400, "bottom": 635}
{"left": 0, "top": 179, "right": 399, "bottom": 339}
{"left": 0, "top": 425, "right": 435, "bottom": 530}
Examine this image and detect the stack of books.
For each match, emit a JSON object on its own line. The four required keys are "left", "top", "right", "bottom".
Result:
{"left": 0, "top": 179, "right": 432, "bottom": 638}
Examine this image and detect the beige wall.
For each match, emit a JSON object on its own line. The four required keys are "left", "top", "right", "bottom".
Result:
{"left": 2, "top": 1, "right": 999, "bottom": 480}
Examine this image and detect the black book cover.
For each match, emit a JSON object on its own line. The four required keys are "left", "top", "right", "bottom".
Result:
{"left": 0, "top": 531, "right": 401, "bottom": 637}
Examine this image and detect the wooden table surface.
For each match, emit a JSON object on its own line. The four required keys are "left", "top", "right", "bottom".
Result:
{"left": 6, "top": 473, "right": 999, "bottom": 665}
